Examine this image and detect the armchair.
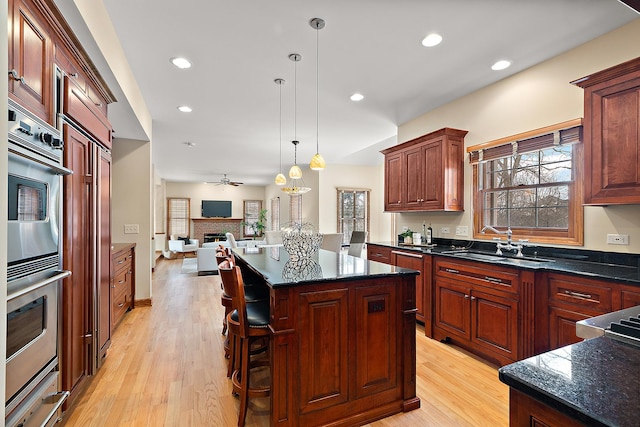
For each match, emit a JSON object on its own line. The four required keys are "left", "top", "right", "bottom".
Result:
{"left": 168, "top": 236, "right": 199, "bottom": 254}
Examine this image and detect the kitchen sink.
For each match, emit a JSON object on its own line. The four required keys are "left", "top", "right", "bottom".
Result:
{"left": 444, "top": 250, "right": 554, "bottom": 264}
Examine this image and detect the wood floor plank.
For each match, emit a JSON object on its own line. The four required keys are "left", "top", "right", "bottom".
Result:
{"left": 61, "top": 258, "right": 509, "bottom": 426}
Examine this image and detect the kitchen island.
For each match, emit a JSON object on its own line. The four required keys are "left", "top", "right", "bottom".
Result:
{"left": 233, "top": 247, "right": 421, "bottom": 427}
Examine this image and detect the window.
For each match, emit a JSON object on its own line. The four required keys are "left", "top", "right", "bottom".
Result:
{"left": 337, "top": 188, "right": 370, "bottom": 245}
{"left": 243, "top": 200, "right": 263, "bottom": 237}
{"left": 470, "top": 121, "right": 583, "bottom": 245}
{"left": 270, "top": 197, "right": 280, "bottom": 230}
{"left": 167, "top": 198, "right": 190, "bottom": 237}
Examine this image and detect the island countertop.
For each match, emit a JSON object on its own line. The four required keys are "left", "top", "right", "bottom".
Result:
{"left": 233, "top": 246, "right": 419, "bottom": 288}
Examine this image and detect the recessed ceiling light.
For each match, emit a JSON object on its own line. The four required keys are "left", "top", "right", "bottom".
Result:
{"left": 183, "top": 141, "right": 196, "bottom": 147}
{"left": 491, "top": 60, "right": 511, "bottom": 71}
{"left": 171, "top": 57, "right": 192, "bottom": 69}
{"left": 421, "top": 33, "right": 443, "bottom": 47}
{"left": 350, "top": 93, "right": 364, "bottom": 102}
{"left": 177, "top": 106, "right": 192, "bottom": 113}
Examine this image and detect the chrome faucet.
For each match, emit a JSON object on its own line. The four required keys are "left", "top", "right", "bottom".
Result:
{"left": 480, "top": 225, "right": 523, "bottom": 257}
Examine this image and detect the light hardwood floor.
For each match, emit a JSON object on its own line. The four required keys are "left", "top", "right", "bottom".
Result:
{"left": 61, "top": 258, "right": 509, "bottom": 426}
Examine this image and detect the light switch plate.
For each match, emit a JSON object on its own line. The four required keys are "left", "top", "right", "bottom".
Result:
{"left": 441, "top": 227, "right": 450, "bottom": 234}
{"left": 455, "top": 226, "right": 469, "bottom": 236}
{"left": 124, "top": 224, "right": 139, "bottom": 234}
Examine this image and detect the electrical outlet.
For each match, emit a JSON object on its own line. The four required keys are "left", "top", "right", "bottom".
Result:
{"left": 607, "top": 234, "right": 629, "bottom": 245}
{"left": 455, "top": 226, "right": 469, "bottom": 236}
{"left": 124, "top": 224, "right": 139, "bottom": 234}
{"left": 441, "top": 227, "right": 450, "bottom": 234}
{"left": 401, "top": 226, "right": 408, "bottom": 232}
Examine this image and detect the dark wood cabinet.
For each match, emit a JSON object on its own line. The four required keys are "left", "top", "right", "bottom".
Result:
{"left": 111, "top": 244, "right": 135, "bottom": 332}
{"left": 547, "top": 273, "right": 613, "bottom": 350}
{"left": 572, "top": 56, "right": 640, "bottom": 205}
{"left": 433, "top": 258, "right": 520, "bottom": 366}
{"left": 8, "top": 0, "right": 54, "bottom": 124}
{"left": 382, "top": 127, "right": 467, "bottom": 212}
{"left": 61, "top": 124, "right": 93, "bottom": 406}
{"left": 391, "top": 249, "right": 433, "bottom": 333}
{"left": 64, "top": 75, "right": 112, "bottom": 149}
{"left": 366, "top": 243, "right": 393, "bottom": 265}
{"left": 509, "top": 389, "right": 586, "bottom": 427}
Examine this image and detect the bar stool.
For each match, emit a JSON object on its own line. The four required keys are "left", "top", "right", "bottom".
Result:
{"left": 219, "top": 263, "right": 271, "bottom": 427}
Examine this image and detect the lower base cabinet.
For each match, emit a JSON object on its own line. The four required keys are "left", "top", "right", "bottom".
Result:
{"left": 509, "top": 389, "right": 586, "bottom": 427}
{"left": 111, "top": 243, "right": 135, "bottom": 332}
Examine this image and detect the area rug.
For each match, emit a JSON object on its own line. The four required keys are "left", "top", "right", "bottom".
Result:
{"left": 180, "top": 257, "right": 198, "bottom": 274}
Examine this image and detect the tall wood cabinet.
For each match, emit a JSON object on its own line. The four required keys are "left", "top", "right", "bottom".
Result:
{"left": 381, "top": 128, "right": 467, "bottom": 212}
{"left": 8, "top": 0, "right": 54, "bottom": 123}
{"left": 572, "top": 56, "right": 640, "bottom": 205}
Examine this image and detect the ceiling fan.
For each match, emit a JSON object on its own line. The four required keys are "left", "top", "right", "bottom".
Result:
{"left": 209, "top": 174, "right": 243, "bottom": 186}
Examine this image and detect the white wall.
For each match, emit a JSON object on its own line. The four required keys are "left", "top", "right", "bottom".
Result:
{"left": 396, "top": 18, "right": 640, "bottom": 253}
{"left": 112, "top": 138, "right": 154, "bottom": 300}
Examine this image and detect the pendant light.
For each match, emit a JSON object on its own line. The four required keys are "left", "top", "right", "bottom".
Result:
{"left": 309, "top": 17, "right": 326, "bottom": 171}
{"left": 282, "top": 53, "right": 311, "bottom": 195}
{"left": 274, "top": 78, "right": 287, "bottom": 186}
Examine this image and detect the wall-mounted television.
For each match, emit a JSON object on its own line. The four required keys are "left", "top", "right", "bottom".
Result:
{"left": 202, "top": 200, "right": 232, "bottom": 218}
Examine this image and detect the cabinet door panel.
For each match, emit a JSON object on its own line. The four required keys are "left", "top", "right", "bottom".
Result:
{"left": 10, "top": 0, "right": 52, "bottom": 122}
{"left": 472, "top": 290, "right": 518, "bottom": 359}
{"left": 549, "top": 307, "right": 591, "bottom": 350}
{"left": 435, "top": 280, "right": 470, "bottom": 340}
{"left": 405, "top": 147, "right": 423, "bottom": 208}
{"left": 422, "top": 141, "right": 443, "bottom": 208}
{"left": 384, "top": 153, "right": 403, "bottom": 210}
{"left": 392, "top": 251, "right": 424, "bottom": 320}
{"left": 354, "top": 284, "right": 397, "bottom": 399}
{"left": 298, "top": 288, "right": 349, "bottom": 414}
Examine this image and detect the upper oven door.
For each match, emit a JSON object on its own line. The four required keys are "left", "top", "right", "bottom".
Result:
{"left": 7, "top": 145, "right": 65, "bottom": 270}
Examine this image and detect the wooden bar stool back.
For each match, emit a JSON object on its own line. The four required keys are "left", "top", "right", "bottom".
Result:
{"left": 219, "top": 264, "right": 271, "bottom": 427}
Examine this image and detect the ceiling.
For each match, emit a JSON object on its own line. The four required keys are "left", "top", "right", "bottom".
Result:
{"left": 56, "top": 0, "right": 638, "bottom": 185}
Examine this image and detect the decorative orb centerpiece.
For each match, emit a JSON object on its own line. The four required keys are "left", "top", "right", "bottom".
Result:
{"left": 281, "top": 222, "right": 323, "bottom": 260}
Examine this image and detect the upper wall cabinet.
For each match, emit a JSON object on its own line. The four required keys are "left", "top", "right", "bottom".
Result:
{"left": 8, "top": 0, "right": 54, "bottom": 124}
{"left": 572, "top": 56, "right": 640, "bottom": 205}
{"left": 382, "top": 128, "right": 467, "bottom": 212}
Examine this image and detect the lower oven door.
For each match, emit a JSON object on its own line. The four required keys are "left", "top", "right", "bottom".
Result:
{"left": 6, "top": 270, "right": 69, "bottom": 406}
{"left": 5, "top": 371, "right": 69, "bottom": 427}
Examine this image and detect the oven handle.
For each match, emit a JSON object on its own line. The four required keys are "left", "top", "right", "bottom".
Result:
{"left": 7, "top": 270, "right": 71, "bottom": 302}
{"left": 39, "top": 390, "right": 70, "bottom": 427}
{"left": 8, "top": 146, "right": 73, "bottom": 176}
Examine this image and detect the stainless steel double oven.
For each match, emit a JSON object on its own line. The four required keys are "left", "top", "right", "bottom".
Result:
{"left": 6, "top": 98, "right": 71, "bottom": 426}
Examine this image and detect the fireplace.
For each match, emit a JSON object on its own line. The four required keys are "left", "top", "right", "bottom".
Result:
{"left": 192, "top": 218, "right": 242, "bottom": 245}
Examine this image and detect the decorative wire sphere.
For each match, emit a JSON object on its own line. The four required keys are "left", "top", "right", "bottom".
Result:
{"left": 282, "top": 258, "right": 322, "bottom": 281}
{"left": 281, "top": 222, "right": 323, "bottom": 259}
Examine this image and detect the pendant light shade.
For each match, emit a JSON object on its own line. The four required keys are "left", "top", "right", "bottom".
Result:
{"left": 282, "top": 54, "right": 311, "bottom": 195}
{"left": 309, "top": 18, "right": 326, "bottom": 171}
{"left": 274, "top": 78, "right": 287, "bottom": 186}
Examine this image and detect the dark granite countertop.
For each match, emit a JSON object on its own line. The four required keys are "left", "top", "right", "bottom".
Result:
{"left": 233, "top": 247, "right": 418, "bottom": 288}
{"left": 368, "top": 240, "right": 640, "bottom": 285}
{"left": 499, "top": 337, "right": 640, "bottom": 427}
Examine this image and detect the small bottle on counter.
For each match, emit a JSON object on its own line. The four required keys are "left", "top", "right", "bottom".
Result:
{"left": 426, "top": 224, "right": 433, "bottom": 245}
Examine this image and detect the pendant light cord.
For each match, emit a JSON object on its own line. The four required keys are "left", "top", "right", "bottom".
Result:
{"left": 279, "top": 81, "right": 283, "bottom": 173}
{"left": 316, "top": 23, "right": 319, "bottom": 154}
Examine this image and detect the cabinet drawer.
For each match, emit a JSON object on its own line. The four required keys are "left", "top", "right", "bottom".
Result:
{"left": 549, "top": 274, "right": 612, "bottom": 313}
{"left": 113, "top": 252, "right": 131, "bottom": 274}
{"left": 112, "top": 285, "right": 130, "bottom": 325}
{"left": 434, "top": 258, "right": 519, "bottom": 294}
{"left": 367, "top": 245, "right": 392, "bottom": 265}
{"left": 112, "top": 268, "right": 130, "bottom": 298}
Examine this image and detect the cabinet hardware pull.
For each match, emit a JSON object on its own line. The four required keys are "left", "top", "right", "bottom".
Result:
{"left": 118, "top": 280, "right": 125, "bottom": 284}
{"left": 484, "top": 276, "right": 502, "bottom": 283}
{"left": 111, "top": 285, "right": 116, "bottom": 288}
{"left": 8, "top": 69, "right": 25, "bottom": 83}
{"left": 118, "top": 260, "right": 124, "bottom": 264}
{"left": 445, "top": 268, "right": 459, "bottom": 274}
{"left": 470, "top": 296, "right": 476, "bottom": 301}
{"left": 69, "top": 72, "right": 78, "bottom": 78}
{"left": 392, "top": 250, "right": 422, "bottom": 259}
{"left": 118, "top": 303, "right": 124, "bottom": 308}
{"left": 564, "top": 290, "right": 592, "bottom": 299}
{"left": 464, "top": 294, "right": 470, "bottom": 299}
